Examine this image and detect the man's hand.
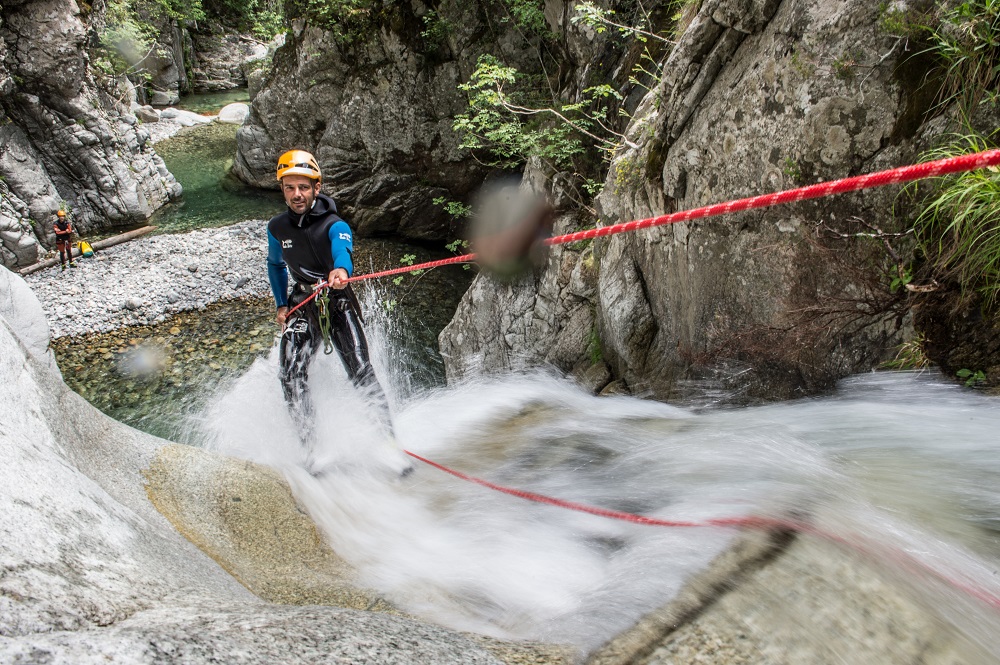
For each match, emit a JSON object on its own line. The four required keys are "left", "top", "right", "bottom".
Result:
{"left": 276, "top": 306, "right": 289, "bottom": 328}
{"left": 329, "top": 268, "right": 349, "bottom": 289}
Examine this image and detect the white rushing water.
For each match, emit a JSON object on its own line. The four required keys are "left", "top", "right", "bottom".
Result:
{"left": 194, "top": 319, "right": 1000, "bottom": 658}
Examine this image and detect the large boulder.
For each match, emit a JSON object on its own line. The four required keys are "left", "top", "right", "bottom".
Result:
{"left": 593, "top": 0, "right": 908, "bottom": 400}
{"left": 218, "top": 102, "right": 250, "bottom": 125}
{"left": 442, "top": 0, "right": 949, "bottom": 401}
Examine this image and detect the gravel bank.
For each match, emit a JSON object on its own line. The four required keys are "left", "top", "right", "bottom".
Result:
{"left": 24, "top": 220, "right": 273, "bottom": 339}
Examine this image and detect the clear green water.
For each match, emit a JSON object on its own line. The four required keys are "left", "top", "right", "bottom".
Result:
{"left": 151, "top": 122, "right": 283, "bottom": 234}
{"left": 177, "top": 88, "right": 251, "bottom": 114}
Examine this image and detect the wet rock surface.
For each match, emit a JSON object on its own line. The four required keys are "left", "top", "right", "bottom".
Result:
{"left": 610, "top": 534, "right": 993, "bottom": 665}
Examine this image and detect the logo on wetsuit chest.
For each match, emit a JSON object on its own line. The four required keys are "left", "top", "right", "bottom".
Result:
{"left": 282, "top": 239, "right": 293, "bottom": 249}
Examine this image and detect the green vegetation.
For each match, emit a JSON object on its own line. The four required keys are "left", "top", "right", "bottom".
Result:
{"left": 889, "top": 265, "right": 913, "bottom": 293}
{"left": 881, "top": 1, "right": 1000, "bottom": 331}
{"left": 203, "top": 0, "right": 284, "bottom": 39}
{"left": 453, "top": 1, "right": 687, "bottom": 198}
{"left": 956, "top": 367, "right": 987, "bottom": 386}
{"left": 91, "top": 1, "right": 159, "bottom": 81}
{"left": 392, "top": 253, "right": 423, "bottom": 286}
{"left": 909, "top": 133, "right": 1000, "bottom": 308}
{"left": 445, "top": 238, "right": 471, "bottom": 254}
{"left": 782, "top": 156, "right": 802, "bottom": 183}
{"left": 284, "top": 0, "right": 375, "bottom": 44}
{"left": 588, "top": 324, "right": 603, "bottom": 365}
{"left": 926, "top": 0, "right": 1000, "bottom": 112}
{"left": 432, "top": 196, "right": 473, "bottom": 220}
{"left": 789, "top": 47, "right": 817, "bottom": 78}
{"left": 496, "top": 0, "right": 552, "bottom": 37}
{"left": 420, "top": 10, "right": 453, "bottom": 49}
{"left": 832, "top": 50, "right": 861, "bottom": 80}
{"left": 92, "top": 0, "right": 284, "bottom": 87}
{"left": 881, "top": 334, "right": 930, "bottom": 370}
{"left": 453, "top": 55, "right": 588, "bottom": 169}
{"left": 881, "top": 0, "right": 1000, "bottom": 114}
{"left": 612, "top": 155, "right": 644, "bottom": 194}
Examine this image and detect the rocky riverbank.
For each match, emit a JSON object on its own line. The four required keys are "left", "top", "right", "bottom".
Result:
{"left": 23, "top": 220, "right": 270, "bottom": 339}
{"left": 7, "top": 263, "right": 999, "bottom": 664}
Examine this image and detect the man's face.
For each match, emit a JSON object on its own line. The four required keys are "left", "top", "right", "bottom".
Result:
{"left": 282, "top": 175, "right": 321, "bottom": 215}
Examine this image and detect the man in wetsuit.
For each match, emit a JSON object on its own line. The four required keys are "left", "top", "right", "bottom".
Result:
{"left": 53, "top": 210, "right": 75, "bottom": 270}
{"left": 266, "top": 149, "right": 398, "bottom": 469}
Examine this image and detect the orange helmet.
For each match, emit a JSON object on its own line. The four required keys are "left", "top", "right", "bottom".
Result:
{"left": 276, "top": 150, "right": 321, "bottom": 181}
{"left": 56, "top": 210, "right": 66, "bottom": 218}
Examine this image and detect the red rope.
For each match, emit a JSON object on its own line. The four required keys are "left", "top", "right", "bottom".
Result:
{"left": 284, "top": 149, "right": 1000, "bottom": 318}
{"left": 403, "top": 449, "right": 1000, "bottom": 612}
{"left": 404, "top": 450, "right": 789, "bottom": 529}
{"left": 543, "top": 148, "right": 1000, "bottom": 246}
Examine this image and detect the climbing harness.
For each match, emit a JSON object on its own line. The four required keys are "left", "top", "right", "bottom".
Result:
{"left": 314, "top": 285, "right": 335, "bottom": 355}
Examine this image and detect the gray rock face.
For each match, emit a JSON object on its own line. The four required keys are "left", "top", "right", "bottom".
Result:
{"left": 445, "top": 0, "right": 934, "bottom": 400}
{"left": 0, "top": 0, "right": 181, "bottom": 269}
{"left": 233, "top": 5, "right": 552, "bottom": 241}
{"left": 110, "top": 15, "right": 256, "bottom": 102}
{"left": 139, "top": 15, "right": 191, "bottom": 105}
{"left": 191, "top": 21, "right": 261, "bottom": 92}
{"left": 0, "top": 180, "right": 41, "bottom": 267}
{"left": 593, "top": 0, "right": 915, "bottom": 400}
{"left": 441, "top": 162, "right": 604, "bottom": 386}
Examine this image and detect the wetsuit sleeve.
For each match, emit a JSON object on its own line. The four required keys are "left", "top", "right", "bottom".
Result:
{"left": 328, "top": 220, "right": 354, "bottom": 276}
{"left": 266, "top": 229, "right": 289, "bottom": 308}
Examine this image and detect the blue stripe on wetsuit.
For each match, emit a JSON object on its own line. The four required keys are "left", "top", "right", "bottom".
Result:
{"left": 266, "top": 230, "right": 289, "bottom": 307}
{"left": 329, "top": 220, "right": 354, "bottom": 276}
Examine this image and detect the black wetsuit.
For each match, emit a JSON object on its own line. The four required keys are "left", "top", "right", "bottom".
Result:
{"left": 266, "top": 193, "right": 391, "bottom": 443}
{"left": 54, "top": 218, "right": 73, "bottom": 266}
